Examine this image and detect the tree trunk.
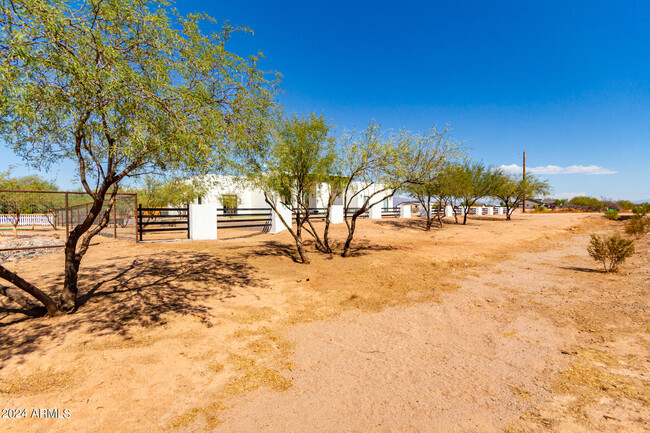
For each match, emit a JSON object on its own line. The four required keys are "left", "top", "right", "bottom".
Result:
{"left": 293, "top": 217, "right": 309, "bottom": 264}
{"left": 59, "top": 239, "right": 81, "bottom": 312}
{"left": 462, "top": 209, "right": 468, "bottom": 225}
{"left": 0, "top": 266, "right": 60, "bottom": 315}
{"left": 322, "top": 218, "right": 332, "bottom": 253}
{"left": 425, "top": 217, "right": 433, "bottom": 231}
{"left": 342, "top": 216, "right": 357, "bottom": 257}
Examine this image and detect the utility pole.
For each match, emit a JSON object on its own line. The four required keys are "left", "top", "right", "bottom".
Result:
{"left": 522, "top": 151, "right": 526, "bottom": 213}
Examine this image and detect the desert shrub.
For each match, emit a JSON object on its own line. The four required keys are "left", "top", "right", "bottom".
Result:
{"left": 632, "top": 203, "right": 650, "bottom": 216}
{"left": 604, "top": 209, "right": 619, "bottom": 220}
{"left": 617, "top": 200, "right": 634, "bottom": 211}
{"left": 587, "top": 234, "right": 635, "bottom": 272}
{"left": 625, "top": 215, "right": 649, "bottom": 239}
{"left": 569, "top": 196, "right": 604, "bottom": 211}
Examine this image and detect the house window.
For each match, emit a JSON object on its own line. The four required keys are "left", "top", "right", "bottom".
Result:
{"left": 383, "top": 198, "right": 389, "bottom": 209}
{"left": 221, "top": 194, "right": 239, "bottom": 215}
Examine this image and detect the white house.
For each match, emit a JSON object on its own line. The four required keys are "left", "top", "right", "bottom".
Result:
{"left": 194, "top": 175, "right": 394, "bottom": 212}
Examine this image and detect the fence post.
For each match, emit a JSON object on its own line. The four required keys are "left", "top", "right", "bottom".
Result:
{"left": 65, "top": 192, "right": 69, "bottom": 240}
{"left": 445, "top": 205, "right": 453, "bottom": 217}
{"left": 487, "top": 206, "right": 494, "bottom": 216}
{"left": 398, "top": 204, "right": 411, "bottom": 218}
{"left": 188, "top": 204, "right": 217, "bottom": 240}
{"left": 138, "top": 203, "right": 143, "bottom": 242}
{"left": 113, "top": 202, "right": 117, "bottom": 239}
{"left": 186, "top": 203, "right": 191, "bottom": 239}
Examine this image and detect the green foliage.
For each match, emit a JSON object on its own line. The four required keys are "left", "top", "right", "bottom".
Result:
{"left": 604, "top": 209, "right": 619, "bottom": 220}
{"left": 0, "top": 0, "right": 277, "bottom": 187}
{"left": 127, "top": 176, "right": 205, "bottom": 207}
{"left": 569, "top": 196, "right": 604, "bottom": 211}
{"left": 616, "top": 200, "right": 634, "bottom": 211}
{"left": 401, "top": 125, "right": 465, "bottom": 229}
{"left": 534, "top": 205, "right": 549, "bottom": 212}
{"left": 491, "top": 172, "right": 551, "bottom": 220}
{"left": 632, "top": 203, "right": 650, "bottom": 216}
{"left": 555, "top": 198, "right": 568, "bottom": 207}
{"left": 220, "top": 194, "right": 240, "bottom": 210}
{"left": 246, "top": 113, "right": 336, "bottom": 263}
{"left": 587, "top": 234, "right": 635, "bottom": 272}
{"left": 0, "top": 169, "right": 57, "bottom": 191}
{"left": 446, "top": 161, "right": 503, "bottom": 224}
{"left": 0, "top": 169, "right": 59, "bottom": 215}
{"left": 625, "top": 215, "right": 649, "bottom": 239}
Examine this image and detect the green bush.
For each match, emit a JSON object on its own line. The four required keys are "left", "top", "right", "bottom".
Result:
{"left": 604, "top": 209, "right": 619, "bottom": 220}
{"left": 632, "top": 203, "right": 650, "bottom": 216}
{"left": 569, "top": 196, "right": 604, "bottom": 211}
{"left": 587, "top": 234, "right": 635, "bottom": 272}
{"left": 625, "top": 215, "right": 649, "bottom": 239}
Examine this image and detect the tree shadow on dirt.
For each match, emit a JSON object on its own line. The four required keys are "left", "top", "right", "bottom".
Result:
{"left": 375, "top": 219, "right": 437, "bottom": 231}
{"left": 0, "top": 251, "right": 264, "bottom": 365}
{"left": 559, "top": 266, "right": 604, "bottom": 274}
{"left": 242, "top": 240, "right": 305, "bottom": 263}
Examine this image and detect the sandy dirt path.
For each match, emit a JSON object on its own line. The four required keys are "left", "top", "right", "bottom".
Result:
{"left": 0, "top": 213, "right": 647, "bottom": 432}
{"left": 212, "top": 226, "right": 649, "bottom": 433}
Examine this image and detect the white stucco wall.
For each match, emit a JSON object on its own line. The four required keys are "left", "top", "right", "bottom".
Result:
{"left": 194, "top": 175, "right": 393, "bottom": 211}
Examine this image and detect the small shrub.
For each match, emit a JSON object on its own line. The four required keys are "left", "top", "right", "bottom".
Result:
{"left": 587, "top": 234, "right": 635, "bottom": 272}
{"left": 625, "top": 215, "right": 649, "bottom": 239}
{"left": 604, "top": 209, "right": 619, "bottom": 220}
{"left": 632, "top": 203, "right": 650, "bottom": 216}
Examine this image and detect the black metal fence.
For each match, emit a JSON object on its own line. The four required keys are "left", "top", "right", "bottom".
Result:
{"left": 381, "top": 207, "right": 400, "bottom": 217}
{"left": 293, "top": 208, "right": 328, "bottom": 221}
{"left": 345, "top": 207, "right": 369, "bottom": 218}
{"left": 217, "top": 207, "right": 271, "bottom": 232}
{"left": 137, "top": 204, "right": 189, "bottom": 241}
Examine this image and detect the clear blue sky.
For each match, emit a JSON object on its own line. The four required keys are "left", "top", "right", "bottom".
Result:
{"left": 3, "top": 0, "right": 649, "bottom": 200}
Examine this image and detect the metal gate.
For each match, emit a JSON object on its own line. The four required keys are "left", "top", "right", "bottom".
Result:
{"left": 137, "top": 204, "right": 189, "bottom": 241}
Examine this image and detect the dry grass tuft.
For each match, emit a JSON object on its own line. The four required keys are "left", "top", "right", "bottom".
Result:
{"left": 553, "top": 349, "right": 649, "bottom": 419}
{"left": 0, "top": 367, "right": 77, "bottom": 395}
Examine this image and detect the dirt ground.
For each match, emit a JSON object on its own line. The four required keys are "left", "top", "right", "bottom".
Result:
{"left": 0, "top": 213, "right": 647, "bottom": 432}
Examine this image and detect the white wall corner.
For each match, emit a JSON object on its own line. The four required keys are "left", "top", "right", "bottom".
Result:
{"left": 368, "top": 203, "right": 382, "bottom": 219}
{"left": 329, "top": 205, "right": 344, "bottom": 224}
{"left": 398, "top": 204, "right": 411, "bottom": 218}
{"left": 271, "top": 203, "right": 293, "bottom": 234}
{"left": 445, "top": 205, "right": 454, "bottom": 217}
{"left": 189, "top": 204, "right": 218, "bottom": 240}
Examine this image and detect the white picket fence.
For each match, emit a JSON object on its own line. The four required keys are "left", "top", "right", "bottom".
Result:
{"left": 0, "top": 214, "right": 55, "bottom": 226}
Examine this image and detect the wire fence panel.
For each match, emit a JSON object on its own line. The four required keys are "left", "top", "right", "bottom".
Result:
{"left": 0, "top": 190, "right": 137, "bottom": 254}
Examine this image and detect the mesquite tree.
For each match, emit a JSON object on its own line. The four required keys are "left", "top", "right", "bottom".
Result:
{"left": 339, "top": 122, "right": 412, "bottom": 257}
{"left": 402, "top": 126, "right": 464, "bottom": 231}
{"left": 492, "top": 172, "right": 551, "bottom": 220}
{"left": 451, "top": 161, "right": 502, "bottom": 225}
{"left": 0, "top": 0, "right": 276, "bottom": 314}
{"left": 248, "top": 113, "right": 336, "bottom": 264}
